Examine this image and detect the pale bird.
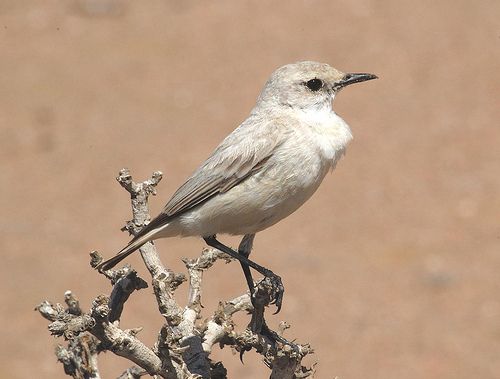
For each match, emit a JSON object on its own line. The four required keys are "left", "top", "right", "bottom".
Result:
{"left": 97, "top": 61, "right": 377, "bottom": 313}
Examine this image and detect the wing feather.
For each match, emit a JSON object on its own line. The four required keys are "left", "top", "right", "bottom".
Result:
{"left": 162, "top": 118, "right": 284, "bottom": 218}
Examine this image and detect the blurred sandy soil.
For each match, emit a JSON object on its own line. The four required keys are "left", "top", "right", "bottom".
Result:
{"left": 1, "top": 0, "right": 499, "bottom": 378}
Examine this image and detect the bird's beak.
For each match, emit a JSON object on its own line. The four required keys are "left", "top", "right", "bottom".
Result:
{"left": 336, "top": 73, "right": 378, "bottom": 88}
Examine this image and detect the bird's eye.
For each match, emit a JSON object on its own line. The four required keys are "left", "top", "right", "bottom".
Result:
{"left": 305, "top": 78, "right": 323, "bottom": 91}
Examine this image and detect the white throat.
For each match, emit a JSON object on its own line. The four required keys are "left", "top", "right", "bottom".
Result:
{"left": 296, "top": 104, "right": 353, "bottom": 166}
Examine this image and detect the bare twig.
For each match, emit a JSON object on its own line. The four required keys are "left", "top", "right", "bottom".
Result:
{"left": 55, "top": 333, "right": 101, "bottom": 379}
{"left": 37, "top": 169, "right": 316, "bottom": 378}
{"left": 108, "top": 268, "right": 148, "bottom": 322}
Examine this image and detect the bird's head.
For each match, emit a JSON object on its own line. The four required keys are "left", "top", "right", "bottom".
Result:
{"left": 257, "top": 61, "right": 377, "bottom": 111}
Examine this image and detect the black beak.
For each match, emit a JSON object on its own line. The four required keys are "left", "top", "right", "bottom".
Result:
{"left": 337, "top": 73, "right": 378, "bottom": 88}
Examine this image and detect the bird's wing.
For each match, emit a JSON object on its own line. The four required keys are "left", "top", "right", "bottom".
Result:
{"left": 135, "top": 117, "right": 288, "bottom": 237}
{"left": 163, "top": 119, "right": 283, "bottom": 217}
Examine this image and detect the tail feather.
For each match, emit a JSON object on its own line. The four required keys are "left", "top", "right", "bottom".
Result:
{"left": 96, "top": 229, "right": 158, "bottom": 271}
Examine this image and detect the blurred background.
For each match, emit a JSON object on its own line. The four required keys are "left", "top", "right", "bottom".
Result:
{"left": 1, "top": 0, "right": 499, "bottom": 378}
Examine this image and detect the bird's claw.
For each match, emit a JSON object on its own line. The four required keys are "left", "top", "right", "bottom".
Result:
{"left": 260, "top": 324, "right": 300, "bottom": 353}
{"left": 254, "top": 273, "right": 284, "bottom": 313}
{"left": 268, "top": 274, "right": 284, "bottom": 314}
{"left": 239, "top": 345, "right": 251, "bottom": 363}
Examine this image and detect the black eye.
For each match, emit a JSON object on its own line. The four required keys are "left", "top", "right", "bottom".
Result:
{"left": 305, "top": 78, "right": 323, "bottom": 91}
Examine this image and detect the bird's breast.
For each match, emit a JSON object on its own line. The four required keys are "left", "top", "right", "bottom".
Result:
{"left": 295, "top": 108, "right": 353, "bottom": 169}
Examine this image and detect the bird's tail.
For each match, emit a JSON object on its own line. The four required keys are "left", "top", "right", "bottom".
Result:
{"left": 96, "top": 229, "right": 159, "bottom": 272}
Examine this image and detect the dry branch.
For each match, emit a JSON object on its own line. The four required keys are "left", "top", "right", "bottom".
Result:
{"left": 37, "top": 169, "right": 315, "bottom": 378}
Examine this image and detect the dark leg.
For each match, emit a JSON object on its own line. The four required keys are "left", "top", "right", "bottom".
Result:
{"left": 238, "top": 234, "right": 255, "bottom": 296}
{"left": 204, "top": 235, "right": 284, "bottom": 313}
{"left": 237, "top": 234, "right": 263, "bottom": 333}
{"left": 211, "top": 235, "right": 297, "bottom": 351}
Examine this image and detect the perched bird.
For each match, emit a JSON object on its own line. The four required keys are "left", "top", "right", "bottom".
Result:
{"left": 97, "top": 61, "right": 377, "bottom": 312}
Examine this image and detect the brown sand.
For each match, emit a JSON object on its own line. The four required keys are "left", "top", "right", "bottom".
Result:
{"left": 1, "top": 1, "right": 499, "bottom": 378}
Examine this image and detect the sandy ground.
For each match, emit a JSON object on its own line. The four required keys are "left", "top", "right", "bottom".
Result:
{"left": 1, "top": 1, "right": 499, "bottom": 378}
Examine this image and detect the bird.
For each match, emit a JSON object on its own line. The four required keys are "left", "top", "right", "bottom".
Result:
{"left": 97, "top": 61, "right": 377, "bottom": 313}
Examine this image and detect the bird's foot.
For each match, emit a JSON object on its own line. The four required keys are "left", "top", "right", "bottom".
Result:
{"left": 251, "top": 273, "right": 284, "bottom": 315}
{"left": 260, "top": 323, "right": 300, "bottom": 352}
{"left": 239, "top": 322, "right": 301, "bottom": 362}
{"left": 268, "top": 274, "right": 285, "bottom": 314}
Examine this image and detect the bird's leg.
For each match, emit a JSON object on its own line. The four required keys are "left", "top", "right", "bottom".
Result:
{"left": 238, "top": 234, "right": 256, "bottom": 298}
{"left": 237, "top": 234, "right": 265, "bottom": 333}
{"left": 204, "top": 235, "right": 284, "bottom": 314}
{"left": 209, "top": 235, "right": 298, "bottom": 351}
